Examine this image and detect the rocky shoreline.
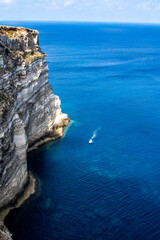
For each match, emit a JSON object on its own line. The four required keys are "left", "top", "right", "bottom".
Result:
{"left": 0, "top": 25, "right": 70, "bottom": 239}
{"left": 0, "top": 171, "right": 37, "bottom": 222}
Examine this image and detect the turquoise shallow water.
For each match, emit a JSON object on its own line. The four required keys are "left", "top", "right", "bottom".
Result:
{"left": 3, "top": 21, "right": 160, "bottom": 240}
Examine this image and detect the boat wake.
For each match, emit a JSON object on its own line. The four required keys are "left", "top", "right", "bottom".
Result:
{"left": 89, "top": 127, "right": 101, "bottom": 144}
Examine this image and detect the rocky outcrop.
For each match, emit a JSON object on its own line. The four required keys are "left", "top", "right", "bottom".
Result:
{"left": 0, "top": 26, "right": 70, "bottom": 211}
{"left": 0, "top": 221, "right": 12, "bottom": 240}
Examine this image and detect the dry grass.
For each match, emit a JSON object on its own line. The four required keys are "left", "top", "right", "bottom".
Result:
{"left": 25, "top": 52, "right": 45, "bottom": 63}
{"left": 0, "top": 29, "right": 21, "bottom": 38}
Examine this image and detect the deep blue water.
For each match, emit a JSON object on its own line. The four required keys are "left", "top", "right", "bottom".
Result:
{"left": 3, "top": 21, "right": 160, "bottom": 240}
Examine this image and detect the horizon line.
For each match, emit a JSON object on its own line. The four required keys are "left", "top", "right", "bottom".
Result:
{"left": 1, "top": 20, "right": 160, "bottom": 26}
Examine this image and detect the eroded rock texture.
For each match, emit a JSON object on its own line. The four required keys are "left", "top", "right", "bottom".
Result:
{"left": 0, "top": 26, "right": 70, "bottom": 209}
{"left": 0, "top": 221, "right": 12, "bottom": 240}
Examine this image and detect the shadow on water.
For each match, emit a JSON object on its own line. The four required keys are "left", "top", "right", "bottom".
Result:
{"left": 5, "top": 165, "right": 160, "bottom": 240}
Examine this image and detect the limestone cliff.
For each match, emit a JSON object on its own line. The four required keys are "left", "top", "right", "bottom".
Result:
{"left": 0, "top": 221, "right": 12, "bottom": 240}
{"left": 0, "top": 26, "right": 70, "bottom": 211}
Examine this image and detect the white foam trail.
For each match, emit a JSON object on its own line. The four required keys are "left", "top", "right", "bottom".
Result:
{"left": 90, "top": 127, "right": 101, "bottom": 142}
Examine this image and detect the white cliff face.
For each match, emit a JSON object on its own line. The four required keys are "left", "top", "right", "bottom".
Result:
{"left": 0, "top": 26, "right": 70, "bottom": 210}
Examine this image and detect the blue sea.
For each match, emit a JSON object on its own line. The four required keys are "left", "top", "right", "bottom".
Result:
{"left": 3, "top": 21, "right": 160, "bottom": 240}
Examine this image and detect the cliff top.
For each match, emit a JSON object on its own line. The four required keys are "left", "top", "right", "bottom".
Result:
{"left": 0, "top": 25, "right": 41, "bottom": 57}
{"left": 0, "top": 25, "right": 45, "bottom": 73}
{"left": 0, "top": 26, "right": 38, "bottom": 39}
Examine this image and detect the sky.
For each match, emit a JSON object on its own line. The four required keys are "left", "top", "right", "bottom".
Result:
{"left": 0, "top": 0, "right": 160, "bottom": 23}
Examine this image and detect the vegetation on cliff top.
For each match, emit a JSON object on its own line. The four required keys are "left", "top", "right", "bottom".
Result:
{"left": 0, "top": 26, "right": 38, "bottom": 39}
{"left": 0, "top": 29, "right": 18, "bottom": 38}
{"left": 25, "top": 51, "right": 46, "bottom": 63}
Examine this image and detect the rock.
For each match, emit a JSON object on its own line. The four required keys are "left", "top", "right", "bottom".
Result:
{"left": 0, "top": 25, "right": 70, "bottom": 211}
{"left": 0, "top": 221, "right": 12, "bottom": 240}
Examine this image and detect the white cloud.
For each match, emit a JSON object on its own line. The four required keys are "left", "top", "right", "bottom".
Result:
{"left": 1, "top": 0, "right": 160, "bottom": 15}
{"left": 64, "top": 0, "right": 74, "bottom": 7}
{"left": 0, "top": 0, "right": 13, "bottom": 3}
{"left": 136, "top": 2, "right": 151, "bottom": 11}
{"left": 24, "top": 0, "right": 74, "bottom": 9}
{"left": 49, "top": 1, "right": 58, "bottom": 8}
{"left": 136, "top": 0, "right": 160, "bottom": 11}
{"left": 24, "top": 0, "right": 59, "bottom": 9}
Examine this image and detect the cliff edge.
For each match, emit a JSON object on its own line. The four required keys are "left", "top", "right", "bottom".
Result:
{"left": 0, "top": 25, "right": 70, "bottom": 216}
